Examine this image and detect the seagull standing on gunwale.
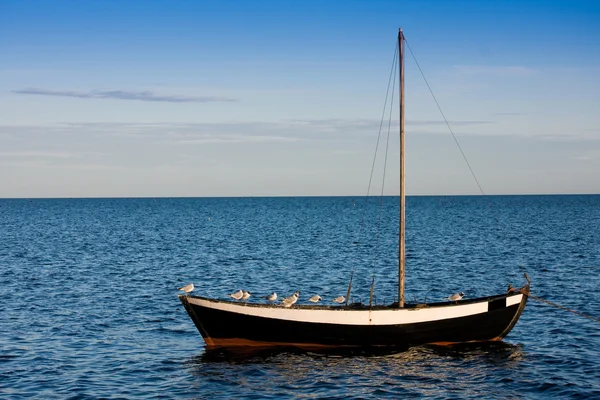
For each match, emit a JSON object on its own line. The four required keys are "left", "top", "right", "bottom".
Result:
{"left": 308, "top": 295, "right": 322, "bottom": 303}
{"left": 447, "top": 292, "right": 465, "bottom": 302}
{"left": 281, "top": 291, "right": 300, "bottom": 308}
{"left": 178, "top": 283, "right": 194, "bottom": 293}
{"left": 230, "top": 290, "right": 244, "bottom": 301}
{"left": 264, "top": 292, "right": 277, "bottom": 303}
{"left": 332, "top": 296, "right": 345, "bottom": 304}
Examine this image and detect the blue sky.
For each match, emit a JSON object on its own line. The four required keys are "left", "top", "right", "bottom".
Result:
{"left": 1, "top": 0, "right": 599, "bottom": 197}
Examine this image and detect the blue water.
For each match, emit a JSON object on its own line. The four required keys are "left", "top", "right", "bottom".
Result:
{"left": 1, "top": 195, "right": 599, "bottom": 399}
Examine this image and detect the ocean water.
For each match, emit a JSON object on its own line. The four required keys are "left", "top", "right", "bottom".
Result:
{"left": 1, "top": 195, "right": 599, "bottom": 399}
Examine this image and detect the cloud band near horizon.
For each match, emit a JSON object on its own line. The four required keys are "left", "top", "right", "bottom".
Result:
{"left": 11, "top": 88, "right": 237, "bottom": 103}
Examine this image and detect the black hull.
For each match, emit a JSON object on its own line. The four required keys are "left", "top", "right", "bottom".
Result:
{"left": 179, "top": 287, "right": 529, "bottom": 349}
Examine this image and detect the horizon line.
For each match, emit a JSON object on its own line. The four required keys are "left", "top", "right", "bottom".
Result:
{"left": 1, "top": 193, "right": 599, "bottom": 200}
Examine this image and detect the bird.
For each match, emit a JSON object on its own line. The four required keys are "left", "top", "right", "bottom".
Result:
{"left": 281, "top": 291, "right": 300, "bottom": 308}
{"left": 178, "top": 283, "right": 194, "bottom": 293}
{"left": 242, "top": 290, "right": 251, "bottom": 301}
{"left": 230, "top": 290, "right": 244, "bottom": 300}
{"left": 264, "top": 292, "right": 277, "bottom": 303}
{"left": 281, "top": 291, "right": 299, "bottom": 302}
{"left": 308, "top": 295, "right": 322, "bottom": 303}
{"left": 282, "top": 296, "right": 298, "bottom": 308}
{"left": 332, "top": 296, "right": 345, "bottom": 304}
{"left": 448, "top": 292, "right": 465, "bottom": 302}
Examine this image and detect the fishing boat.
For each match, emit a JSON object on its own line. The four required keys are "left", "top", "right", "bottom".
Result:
{"left": 179, "top": 29, "right": 530, "bottom": 349}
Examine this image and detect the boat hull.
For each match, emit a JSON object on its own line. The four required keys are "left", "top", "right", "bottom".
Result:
{"left": 179, "top": 287, "right": 529, "bottom": 349}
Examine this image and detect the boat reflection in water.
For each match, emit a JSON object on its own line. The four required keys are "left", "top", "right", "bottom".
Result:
{"left": 185, "top": 342, "right": 526, "bottom": 397}
{"left": 196, "top": 340, "right": 525, "bottom": 364}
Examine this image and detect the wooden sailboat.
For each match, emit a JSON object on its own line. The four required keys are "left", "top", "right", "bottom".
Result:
{"left": 179, "top": 29, "right": 530, "bottom": 349}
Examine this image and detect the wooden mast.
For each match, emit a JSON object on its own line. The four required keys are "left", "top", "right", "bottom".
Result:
{"left": 398, "top": 28, "right": 405, "bottom": 308}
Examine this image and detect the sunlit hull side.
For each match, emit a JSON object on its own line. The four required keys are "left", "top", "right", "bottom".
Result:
{"left": 179, "top": 286, "right": 529, "bottom": 349}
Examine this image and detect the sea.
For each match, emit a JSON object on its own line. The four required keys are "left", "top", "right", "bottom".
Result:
{"left": 1, "top": 195, "right": 599, "bottom": 399}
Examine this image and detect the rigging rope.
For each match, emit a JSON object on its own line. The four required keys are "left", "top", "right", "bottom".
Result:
{"left": 520, "top": 291, "right": 600, "bottom": 323}
{"left": 360, "top": 43, "right": 398, "bottom": 222}
{"left": 353, "top": 42, "right": 398, "bottom": 263}
{"left": 349, "top": 42, "right": 398, "bottom": 300}
{"left": 404, "top": 36, "right": 518, "bottom": 283}
{"left": 404, "top": 38, "right": 486, "bottom": 196}
{"left": 397, "top": 36, "right": 597, "bottom": 325}
{"left": 373, "top": 42, "right": 398, "bottom": 269}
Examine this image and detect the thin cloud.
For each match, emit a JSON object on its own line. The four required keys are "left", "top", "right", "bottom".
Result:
{"left": 175, "top": 135, "right": 301, "bottom": 145}
{"left": 0, "top": 151, "right": 76, "bottom": 158}
{"left": 58, "top": 120, "right": 381, "bottom": 139}
{"left": 537, "top": 133, "right": 600, "bottom": 142}
{"left": 332, "top": 149, "right": 361, "bottom": 155}
{"left": 407, "top": 120, "right": 492, "bottom": 127}
{"left": 12, "top": 88, "right": 237, "bottom": 103}
{"left": 454, "top": 65, "right": 536, "bottom": 76}
{"left": 0, "top": 119, "right": 493, "bottom": 143}
{"left": 574, "top": 151, "right": 600, "bottom": 161}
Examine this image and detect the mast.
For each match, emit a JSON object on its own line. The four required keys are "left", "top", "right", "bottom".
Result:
{"left": 398, "top": 28, "right": 405, "bottom": 308}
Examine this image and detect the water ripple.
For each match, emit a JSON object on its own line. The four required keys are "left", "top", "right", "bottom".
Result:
{"left": 1, "top": 196, "right": 599, "bottom": 398}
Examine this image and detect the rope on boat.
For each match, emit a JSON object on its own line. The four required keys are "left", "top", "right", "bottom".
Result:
{"left": 404, "top": 37, "right": 534, "bottom": 288}
{"left": 373, "top": 41, "right": 398, "bottom": 270}
{"left": 352, "top": 40, "right": 399, "bottom": 280}
{"left": 352, "top": 41, "right": 398, "bottom": 277}
{"left": 521, "top": 291, "right": 600, "bottom": 323}
{"left": 404, "top": 37, "right": 486, "bottom": 196}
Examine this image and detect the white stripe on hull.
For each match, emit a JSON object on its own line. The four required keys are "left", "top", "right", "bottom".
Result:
{"left": 185, "top": 294, "right": 523, "bottom": 326}
{"left": 506, "top": 294, "right": 521, "bottom": 307}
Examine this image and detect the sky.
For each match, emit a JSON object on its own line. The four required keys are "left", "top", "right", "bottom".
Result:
{"left": 1, "top": 0, "right": 599, "bottom": 198}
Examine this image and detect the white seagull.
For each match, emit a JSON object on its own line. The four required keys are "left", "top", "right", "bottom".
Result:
{"left": 242, "top": 290, "right": 251, "bottom": 301}
{"left": 264, "top": 292, "right": 277, "bottom": 303}
{"left": 448, "top": 292, "right": 465, "bottom": 302}
{"left": 178, "top": 283, "right": 194, "bottom": 293}
{"left": 308, "top": 295, "right": 322, "bottom": 303}
{"left": 332, "top": 295, "right": 345, "bottom": 304}
{"left": 281, "top": 291, "right": 300, "bottom": 308}
{"left": 230, "top": 289, "right": 244, "bottom": 301}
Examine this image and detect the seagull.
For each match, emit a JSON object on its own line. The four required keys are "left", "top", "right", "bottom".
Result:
{"left": 281, "top": 291, "right": 300, "bottom": 308}
{"left": 264, "top": 292, "right": 277, "bottom": 303}
{"left": 448, "top": 292, "right": 465, "bottom": 302}
{"left": 242, "top": 290, "right": 251, "bottom": 301}
{"left": 178, "top": 283, "right": 194, "bottom": 293}
{"left": 281, "top": 291, "right": 299, "bottom": 302}
{"left": 308, "top": 295, "right": 322, "bottom": 303}
{"left": 333, "top": 296, "right": 345, "bottom": 304}
{"left": 230, "top": 290, "right": 244, "bottom": 300}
